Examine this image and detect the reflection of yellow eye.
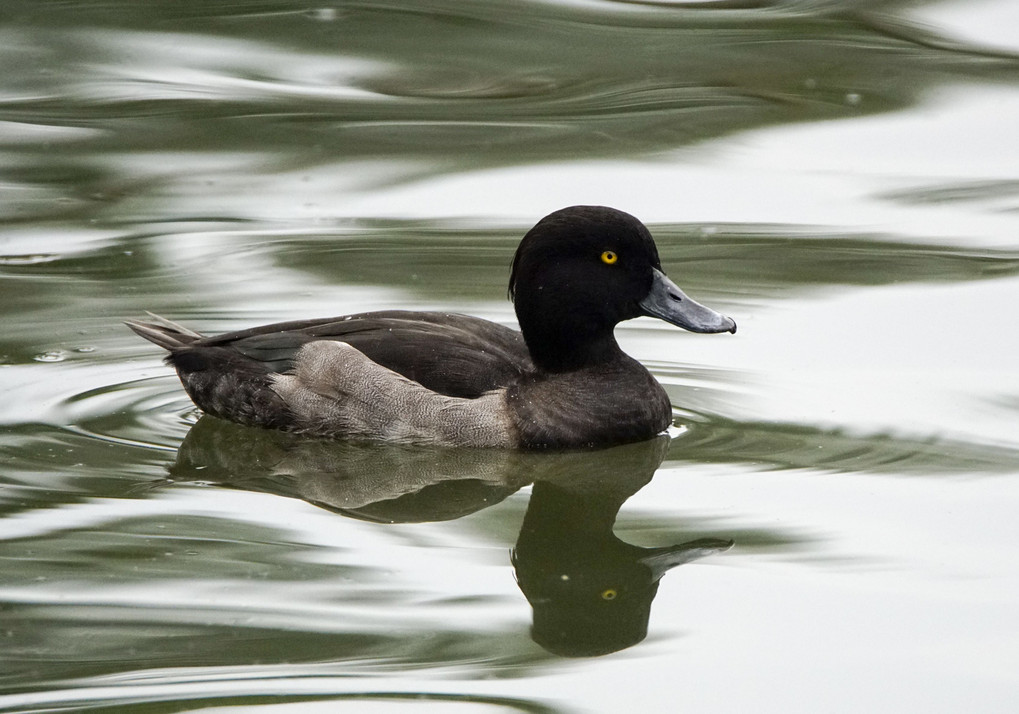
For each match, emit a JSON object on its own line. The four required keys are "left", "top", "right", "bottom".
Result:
{"left": 600, "top": 250, "right": 618, "bottom": 265}
{"left": 601, "top": 588, "right": 618, "bottom": 600}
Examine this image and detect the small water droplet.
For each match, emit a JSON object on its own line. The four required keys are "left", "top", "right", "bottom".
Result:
{"left": 74, "top": 346, "right": 96, "bottom": 353}
{"left": 33, "top": 350, "right": 67, "bottom": 363}
{"left": 845, "top": 92, "right": 862, "bottom": 106}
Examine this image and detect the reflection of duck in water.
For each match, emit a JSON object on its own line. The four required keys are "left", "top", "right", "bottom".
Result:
{"left": 171, "top": 418, "right": 731, "bottom": 656}
{"left": 129, "top": 205, "right": 734, "bottom": 449}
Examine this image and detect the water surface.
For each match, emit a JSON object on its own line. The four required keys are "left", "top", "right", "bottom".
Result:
{"left": 2, "top": 1, "right": 1019, "bottom": 712}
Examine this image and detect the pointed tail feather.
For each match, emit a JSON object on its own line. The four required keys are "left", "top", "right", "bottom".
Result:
{"left": 125, "top": 313, "right": 204, "bottom": 351}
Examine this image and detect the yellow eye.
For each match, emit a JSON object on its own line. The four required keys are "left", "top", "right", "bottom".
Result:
{"left": 600, "top": 250, "right": 618, "bottom": 265}
{"left": 601, "top": 588, "right": 618, "bottom": 600}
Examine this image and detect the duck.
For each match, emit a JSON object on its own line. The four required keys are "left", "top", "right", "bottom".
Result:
{"left": 127, "top": 205, "right": 736, "bottom": 449}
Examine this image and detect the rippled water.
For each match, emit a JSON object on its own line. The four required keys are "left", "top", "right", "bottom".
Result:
{"left": 2, "top": 1, "right": 1019, "bottom": 712}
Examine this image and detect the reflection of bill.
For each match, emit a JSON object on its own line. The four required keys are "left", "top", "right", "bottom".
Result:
{"left": 171, "top": 418, "right": 732, "bottom": 656}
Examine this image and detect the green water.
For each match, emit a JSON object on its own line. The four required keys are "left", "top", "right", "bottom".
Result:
{"left": 2, "top": 1, "right": 1019, "bottom": 712}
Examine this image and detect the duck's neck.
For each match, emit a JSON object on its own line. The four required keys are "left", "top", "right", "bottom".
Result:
{"left": 520, "top": 320, "right": 625, "bottom": 373}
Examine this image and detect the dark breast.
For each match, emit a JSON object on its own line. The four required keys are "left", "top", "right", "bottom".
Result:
{"left": 506, "top": 356, "right": 672, "bottom": 449}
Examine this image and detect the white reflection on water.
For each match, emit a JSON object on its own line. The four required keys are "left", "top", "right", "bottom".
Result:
{"left": 627, "top": 461, "right": 1019, "bottom": 713}
{"left": 918, "top": 0, "right": 1019, "bottom": 52}
{"left": 47, "top": 30, "right": 389, "bottom": 104}
{"left": 626, "top": 276, "right": 1019, "bottom": 449}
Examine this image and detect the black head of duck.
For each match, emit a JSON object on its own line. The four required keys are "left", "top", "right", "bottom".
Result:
{"left": 511, "top": 205, "right": 734, "bottom": 373}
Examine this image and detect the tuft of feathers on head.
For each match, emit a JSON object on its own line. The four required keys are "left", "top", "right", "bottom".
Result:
{"left": 508, "top": 205, "right": 660, "bottom": 302}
